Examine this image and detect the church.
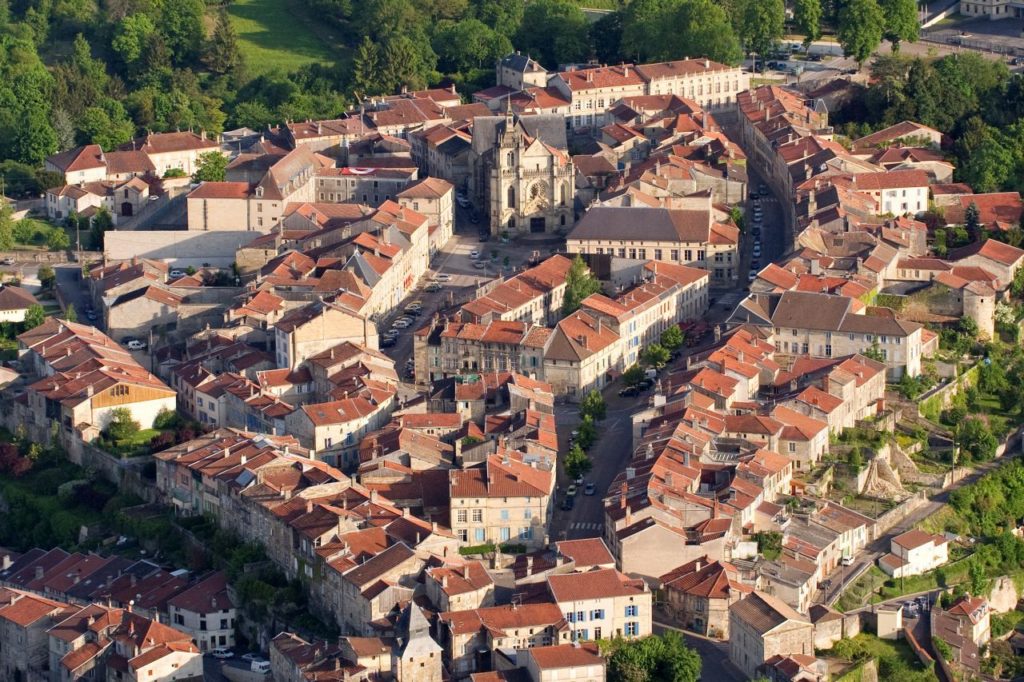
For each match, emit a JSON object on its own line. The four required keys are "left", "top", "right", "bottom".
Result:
{"left": 469, "top": 111, "right": 576, "bottom": 236}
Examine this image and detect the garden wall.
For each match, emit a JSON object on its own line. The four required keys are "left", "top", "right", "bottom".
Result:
{"left": 917, "top": 363, "right": 980, "bottom": 421}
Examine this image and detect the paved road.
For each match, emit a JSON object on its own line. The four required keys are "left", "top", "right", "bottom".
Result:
{"left": 54, "top": 263, "right": 99, "bottom": 328}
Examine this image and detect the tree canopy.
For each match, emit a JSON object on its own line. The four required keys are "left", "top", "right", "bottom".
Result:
{"left": 837, "top": 0, "right": 885, "bottom": 66}
{"left": 562, "top": 256, "right": 602, "bottom": 315}
{"left": 606, "top": 632, "right": 702, "bottom": 682}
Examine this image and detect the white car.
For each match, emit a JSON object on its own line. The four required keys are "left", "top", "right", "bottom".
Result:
{"left": 210, "top": 647, "right": 233, "bottom": 659}
{"left": 126, "top": 340, "right": 147, "bottom": 351}
{"left": 241, "top": 653, "right": 264, "bottom": 663}
{"left": 752, "top": 246, "right": 762, "bottom": 258}
{"left": 169, "top": 269, "right": 185, "bottom": 279}
{"left": 748, "top": 270, "right": 758, "bottom": 282}
{"left": 433, "top": 274, "right": 451, "bottom": 282}
{"left": 469, "top": 250, "right": 480, "bottom": 259}
{"left": 392, "top": 319, "right": 411, "bottom": 329}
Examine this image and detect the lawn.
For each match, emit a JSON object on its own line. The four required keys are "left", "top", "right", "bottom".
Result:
{"left": 96, "top": 428, "right": 161, "bottom": 458}
{"left": 228, "top": 0, "right": 346, "bottom": 75}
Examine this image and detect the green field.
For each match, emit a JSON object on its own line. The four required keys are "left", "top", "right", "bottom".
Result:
{"left": 228, "top": 0, "right": 344, "bottom": 75}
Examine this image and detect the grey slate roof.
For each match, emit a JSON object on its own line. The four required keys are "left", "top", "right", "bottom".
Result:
{"left": 568, "top": 206, "right": 712, "bottom": 243}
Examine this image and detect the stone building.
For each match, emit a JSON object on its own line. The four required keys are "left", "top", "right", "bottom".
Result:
{"left": 469, "top": 112, "right": 575, "bottom": 236}
{"left": 728, "top": 591, "right": 814, "bottom": 680}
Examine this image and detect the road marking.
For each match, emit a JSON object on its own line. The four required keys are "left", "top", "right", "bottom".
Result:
{"left": 570, "top": 522, "right": 603, "bottom": 531}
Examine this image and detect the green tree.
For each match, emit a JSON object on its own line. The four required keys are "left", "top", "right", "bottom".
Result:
{"left": 957, "top": 417, "right": 997, "bottom": 462}
{"left": 661, "top": 325, "right": 684, "bottom": 353}
{"left": 46, "top": 229, "right": 69, "bottom": 251}
{"left": 0, "top": 204, "right": 13, "bottom": 250}
{"left": 38, "top": 264, "right": 55, "bottom": 290}
{"left": 968, "top": 558, "right": 988, "bottom": 597}
{"left": 862, "top": 341, "right": 886, "bottom": 363}
{"left": 580, "top": 388, "right": 607, "bottom": 421}
{"left": 738, "top": 0, "right": 785, "bottom": 61}
{"left": 352, "top": 37, "right": 383, "bottom": 96}
{"left": 515, "top": 0, "right": 591, "bottom": 68}
{"left": 606, "top": 631, "right": 702, "bottom": 682}
{"left": 562, "top": 256, "right": 602, "bottom": 315}
{"left": 880, "top": 0, "right": 919, "bottom": 52}
{"left": 77, "top": 100, "right": 135, "bottom": 151}
{"left": 112, "top": 13, "right": 156, "bottom": 65}
{"left": 658, "top": 0, "right": 743, "bottom": 65}
{"left": 232, "top": 101, "right": 276, "bottom": 130}
{"left": 194, "top": 151, "right": 228, "bottom": 183}
{"left": 23, "top": 304, "right": 45, "bottom": 330}
{"left": 434, "top": 18, "right": 512, "bottom": 73}
{"left": 64, "top": 304, "right": 77, "bottom": 323}
{"left": 623, "top": 364, "right": 646, "bottom": 388}
{"left": 642, "top": 344, "right": 670, "bottom": 369}
{"left": 476, "top": 0, "right": 525, "bottom": 38}
{"left": 205, "top": 10, "right": 244, "bottom": 78}
{"left": 379, "top": 34, "right": 438, "bottom": 93}
{"left": 794, "top": 0, "right": 822, "bottom": 49}
{"left": 622, "top": 0, "right": 677, "bottom": 62}
{"left": 106, "top": 407, "right": 141, "bottom": 444}
{"left": 565, "top": 443, "right": 592, "bottom": 480}
{"left": 837, "top": 0, "right": 885, "bottom": 67}
{"left": 577, "top": 414, "right": 597, "bottom": 449}
{"left": 89, "top": 208, "right": 114, "bottom": 250}
{"left": 965, "top": 201, "right": 981, "bottom": 235}
{"left": 160, "top": 0, "right": 205, "bottom": 65}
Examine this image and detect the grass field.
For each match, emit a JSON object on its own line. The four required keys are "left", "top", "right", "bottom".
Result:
{"left": 228, "top": 0, "right": 345, "bottom": 75}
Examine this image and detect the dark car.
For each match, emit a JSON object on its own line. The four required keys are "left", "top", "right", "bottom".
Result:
{"left": 639, "top": 378, "right": 655, "bottom": 390}
{"left": 561, "top": 496, "right": 574, "bottom": 511}
{"left": 380, "top": 336, "right": 396, "bottom": 348}
{"left": 478, "top": 233, "right": 490, "bottom": 242}
{"left": 619, "top": 386, "right": 641, "bottom": 397}
{"left": 752, "top": 227, "right": 762, "bottom": 236}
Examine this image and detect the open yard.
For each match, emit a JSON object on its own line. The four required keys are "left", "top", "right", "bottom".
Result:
{"left": 228, "top": 0, "right": 347, "bottom": 75}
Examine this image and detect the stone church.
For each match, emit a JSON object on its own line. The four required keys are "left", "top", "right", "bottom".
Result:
{"left": 469, "top": 111, "right": 575, "bottom": 236}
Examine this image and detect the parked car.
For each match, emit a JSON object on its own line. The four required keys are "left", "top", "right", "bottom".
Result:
{"left": 121, "top": 336, "right": 138, "bottom": 346}
{"left": 639, "top": 378, "right": 655, "bottom": 390}
{"left": 392, "top": 319, "right": 411, "bottom": 329}
{"left": 841, "top": 555, "right": 854, "bottom": 566}
{"left": 478, "top": 232, "right": 490, "bottom": 242}
{"left": 473, "top": 261, "right": 486, "bottom": 269}
{"left": 748, "top": 270, "right": 758, "bottom": 282}
{"left": 380, "top": 336, "right": 396, "bottom": 348}
{"left": 584, "top": 483, "right": 596, "bottom": 496}
{"left": 752, "top": 227, "right": 762, "bottom": 236}
{"left": 86, "top": 310, "right": 97, "bottom": 321}
{"left": 432, "top": 273, "right": 451, "bottom": 282}
{"left": 561, "top": 496, "right": 574, "bottom": 511}
{"left": 241, "top": 653, "right": 264, "bottom": 663}
{"left": 211, "top": 648, "right": 233, "bottom": 659}
{"left": 1, "top": 257, "right": 15, "bottom": 266}
{"left": 619, "top": 386, "right": 640, "bottom": 397}
{"left": 169, "top": 269, "right": 185, "bottom": 279}
{"left": 566, "top": 484, "right": 578, "bottom": 497}
{"left": 126, "top": 340, "right": 147, "bottom": 351}
{"left": 752, "top": 245, "right": 762, "bottom": 258}
{"left": 425, "top": 282, "right": 441, "bottom": 292}
{"left": 470, "top": 250, "right": 480, "bottom": 259}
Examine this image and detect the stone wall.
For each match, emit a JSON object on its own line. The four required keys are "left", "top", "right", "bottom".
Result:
{"left": 104, "top": 229, "right": 258, "bottom": 268}
{"left": 874, "top": 490, "right": 928, "bottom": 537}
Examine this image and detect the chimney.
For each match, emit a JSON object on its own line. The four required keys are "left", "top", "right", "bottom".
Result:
{"left": 704, "top": 59, "right": 710, "bottom": 69}
{"left": 369, "top": 489, "right": 378, "bottom": 503}
{"left": 402, "top": 506, "right": 409, "bottom": 518}
{"left": 441, "top": 575, "right": 448, "bottom": 588}
{"left": 596, "top": 318, "right": 602, "bottom": 334}
{"left": 526, "top": 556, "right": 534, "bottom": 571}
{"left": 626, "top": 467, "right": 635, "bottom": 479}
{"left": 306, "top": 500, "right": 314, "bottom": 514}
{"left": 34, "top": 566, "right": 44, "bottom": 580}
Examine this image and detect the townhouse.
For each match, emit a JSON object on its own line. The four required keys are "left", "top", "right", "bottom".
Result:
{"left": 567, "top": 200, "right": 741, "bottom": 285}
{"left": 166, "top": 571, "right": 236, "bottom": 653}
{"left": 274, "top": 300, "right": 378, "bottom": 369}
{"left": 0, "top": 589, "right": 69, "bottom": 681}
{"left": 449, "top": 451, "right": 555, "bottom": 549}
{"left": 730, "top": 290, "right": 924, "bottom": 379}
{"left": 879, "top": 529, "right": 949, "bottom": 578}
{"left": 931, "top": 595, "right": 991, "bottom": 676}
{"left": 284, "top": 385, "right": 398, "bottom": 467}
{"left": 548, "top": 568, "right": 652, "bottom": 642}
{"left": 658, "top": 557, "right": 751, "bottom": 638}
{"left": 15, "top": 318, "right": 176, "bottom": 442}
{"left": 728, "top": 591, "right": 815, "bottom": 680}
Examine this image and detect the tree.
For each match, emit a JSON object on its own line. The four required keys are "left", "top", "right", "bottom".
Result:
{"left": 160, "top": 0, "right": 205, "bottom": 65}
{"left": 968, "top": 558, "right": 989, "bottom": 597}
{"left": 112, "top": 13, "right": 156, "bottom": 66}
{"left": 565, "top": 443, "right": 592, "bottom": 480}
{"left": 794, "top": 0, "right": 822, "bottom": 49}
{"left": 352, "top": 37, "right": 383, "bottom": 96}
{"left": 194, "top": 152, "right": 228, "bottom": 183}
{"left": 862, "top": 341, "right": 886, "bottom": 363}
{"left": 205, "top": 10, "right": 244, "bottom": 77}
{"left": 880, "top": 0, "right": 919, "bottom": 52}
{"left": 580, "top": 388, "right": 607, "bottom": 421}
{"left": 562, "top": 255, "right": 602, "bottom": 315}
{"left": 624, "top": 0, "right": 743, "bottom": 66}
{"left": 606, "top": 631, "right": 702, "bottom": 682}
{"left": 64, "top": 304, "right": 77, "bottom": 323}
{"left": 433, "top": 19, "right": 511, "bottom": 73}
{"left": 476, "top": 0, "right": 525, "bottom": 38}
{"left": 38, "top": 264, "right": 55, "bottom": 290}
{"left": 77, "top": 99, "right": 136, "bottom": 151}
{"left": 515, "top": 0, "right": 591, "bottom": 68}
{"left": 738, "top": 0, "right": 785, "bottom": 62}
{"left": 23, "top": 304, "right": 45, "bottom": 330}
{"left": 965, "top": 201, "right": 981, "bottom": 236}
{"left": 956, "top": 417, "right": 997, "bottom": 462}
{"left": 46, "top": 229, "right": 70, "bottom": 251}
{"left": 623, "top": 364, "right": 646, "bottom": 388}
{"left": 660, "top": 326, "right": 684, "bottom": 353}
{"left": 0, "top": 204, "right": 13, "bottom": 251}
{"left": 837, "top": 0, "right": 884, "bottom": 67}
{"left": 89, "top": 208, "right": 114, "bottom": 250}
{"left": 577, "top": 414, "right": 597, "bottom": 449}
{"left": 106, "top": 407, "right": 141, "bottom": 444}
{"left": 642, "top": 344, "right": 670, "bottom": 369}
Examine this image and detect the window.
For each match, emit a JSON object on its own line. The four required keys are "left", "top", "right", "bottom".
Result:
{"left": 825, "top": 344, "right": 832, "bottom": 357}
{"left": 500, "top": 527, "right": 510, "bottom": 541}
{"left": 788, "top": 442, "right": 796, "bottom": 453}
{"left": 456, "top": 510, "right": 467, "bottom": 523}
{"left": 576, "top": 610, "right": 585, "bottom": 622}
{"left": 474, "top": 528, "right": 485, "bottom": 542}
{"left": 671, "top": 249, "right": 679, "bottom": 261}
{"left": 625, "top": 622, "right": 639, "bottom": 636}
{"left": 684, "top": 249, "right": 693, "bottom": 261}
{"left": 324, "top": 437, "right": 332, "bottom": 448}
{"left": 457, "top": 529, "right": 468, "bottom": 542}
{"left": 472, "top": 509, "right": 483, "bottom": 523}
{"left": 577, "top": 628, "right": 589, "bottom": 641}
{"left": 594, "top": 627, "right": 602, "bottom": 640}
{"left": 524, "top": 509, "right": 532, "bottom": 519}
{"left": 500, "top": 509, "right": 509, "bottom": 521}
{"left": 654, "top": 249, "right": 663, "bottom": 260}
{"left": 566, "top": 612, "right": 575, "bottom": 623}
{"left": 625, "top": 605, "right": 639, "bottom": 617}
{"left": 220, "top": 618, "right": 228, "bottom": 629}
{"left": 591, "top": 609, "right": 605, "bottom": 619}
{"left": 697, "top": 250, "right": 705, "bottom": 260}
{"left": 801, "top": 343, "right": 809, "bottom": 354}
